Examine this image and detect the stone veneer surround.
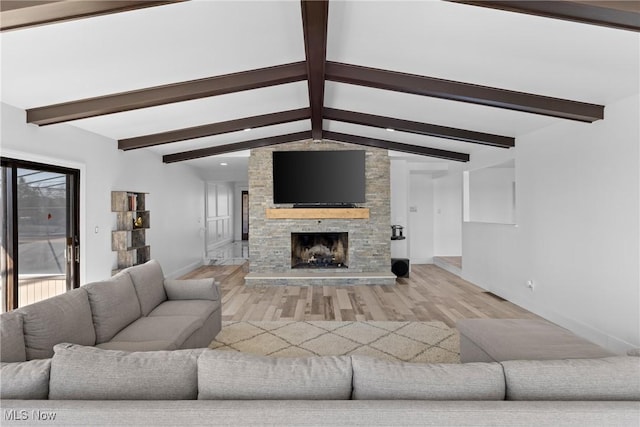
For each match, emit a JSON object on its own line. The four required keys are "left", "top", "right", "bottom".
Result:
{"left": 246, "top": 139, "right": 394, "bottom": 285}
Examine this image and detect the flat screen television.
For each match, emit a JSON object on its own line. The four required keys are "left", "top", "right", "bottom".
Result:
{"left": 272, "top": 150, "right": 366, "bottom": 205}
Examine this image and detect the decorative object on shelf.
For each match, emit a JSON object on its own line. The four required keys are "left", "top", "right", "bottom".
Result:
{"left": 111, "top": 191, "right": 150, "bottom": 275}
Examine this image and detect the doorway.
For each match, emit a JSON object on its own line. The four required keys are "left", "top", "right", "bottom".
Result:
{"left": 1, "top": 158, "right": 80, "bottom": 312}
{"left": 241, "top": 190, "right": 249, "bottom": 241}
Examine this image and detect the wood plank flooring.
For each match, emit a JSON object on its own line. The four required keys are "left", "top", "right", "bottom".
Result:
{"left": 181, "top": 263, "right": 540, "bottom": 327}
{"left": 434, "top": 256, "right": 462, "bottom": 269}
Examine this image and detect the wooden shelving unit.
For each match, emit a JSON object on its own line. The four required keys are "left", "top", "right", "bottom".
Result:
{"left": 265, "top": 208, "right": 370, "bottom": 219}
{"left": 111, "top": 191, "right": 150, "bottom": 275}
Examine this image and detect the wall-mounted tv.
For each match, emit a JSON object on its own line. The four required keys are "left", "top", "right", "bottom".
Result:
{"left": 272, "top": 150, "right": 366, "bottom": 206}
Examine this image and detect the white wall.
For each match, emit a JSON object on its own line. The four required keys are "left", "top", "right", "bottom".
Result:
{"left": 1, "top": 103, "right": 205, "bottom": 281}
{"left": 461, "top": 94, "right": 640, "bottom": 353}
{"left": 433, "top": 171, "right": 462, "bottom": 255}
{"left": 408, "top": 172, "right": 434, "bottom": 263}
{"left": 468, "top": 165, "right": 515, "bottom": 224}
{"left": 390, "top": 159, "right": 409, "bottom": 259}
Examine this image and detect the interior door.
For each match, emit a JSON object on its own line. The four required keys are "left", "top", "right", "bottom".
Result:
{"left": 241, "top": 191, "right": 249, "bottom": 241}
{"left": 1, "top": 158, "right": 80, "bottom": 312}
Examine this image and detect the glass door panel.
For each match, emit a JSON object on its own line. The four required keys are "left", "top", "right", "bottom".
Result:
{"left": 17, "top": 168, "right": 69, "bottom": 307}
{"left": 1, "top": 159, "right": 79, "bottom": 311}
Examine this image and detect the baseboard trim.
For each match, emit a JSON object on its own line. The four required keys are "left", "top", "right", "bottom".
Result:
{"left": 461, "top": 274, "right": 640, "bottom": 355}
{"left": 433, "top": 257, "right": 462, "bottom": 278}
{"left": 467, "top": 281, "right": 638, "bottom": 355}
{"left": 166, "top": 260, "right": 204, "bottom": 279}
{"left": 523, "top": 306, "right": 637, "bottom": 355}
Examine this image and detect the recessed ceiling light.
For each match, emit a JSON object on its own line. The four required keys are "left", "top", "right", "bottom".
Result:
{"left": 386, "top": 128, "right": 395, "bottom": 132}
{"left": 220, "top": 162, "right": 228, "bottom": 166}
{"left": 243, "top": 128, "right": 252, "bottom": 132}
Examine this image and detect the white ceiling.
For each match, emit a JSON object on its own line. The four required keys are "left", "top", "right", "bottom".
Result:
{"left": 2, "top": 0, "right": 639, "bottom": 181}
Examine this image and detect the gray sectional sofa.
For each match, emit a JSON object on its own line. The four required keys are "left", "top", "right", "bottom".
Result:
{"left": 1, "top": 344, "right": 639, "bottom": 426}
{"left": 2, "top": 264, "right": 639, "bottom": 426}
{"left": 0, "top": 259, "right": 221, "bottom": 362}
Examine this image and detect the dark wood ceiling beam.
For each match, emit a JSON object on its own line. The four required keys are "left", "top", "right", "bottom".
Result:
{"left": 447, "top": 1, "right": 640, "bottom": 32}
{"left": 324, "top": 131, "right": 469, "bottom": 162}
{"left": 301, "top": 0, "right": 329, "bottom": 141}
{"left": 325, "top": 62, "right": 604, "bottom": 122}
{"left": 1, "top": 1, "right": 186, "bottom": 32}
{"left": 163, "top": 131, "right": 311, "bottom": 163}
{"left": 119, "top": 108, "right": 310, "bottom": 150}
{"left": 27, "top": 62, "right": 308, "bottom": 126}
{"left": 324, "top": 108, "right": 514, "bottom": 148}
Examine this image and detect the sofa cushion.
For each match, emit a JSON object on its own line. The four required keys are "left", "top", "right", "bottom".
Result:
{"left": 20, "top": 288, "right": 96, "bottom": 360}
{"left": 126, "top": 260, "right": 167, "bottom": 316}
{"left": 1, "top": 310, "right": 26, "bottom": 362}
{"left": 96, "top": 340, "right": 178, "bottom": 351}
{"left": 0, "top": 359, "right": 51, "bottom": 399}
{"left": 109, "top": 316, "right": 204, "bottom": 349}
{"left": 84, "top": 272, "right": 141, "bottom": 344}
{"left": 198, "top": 351, "right": 352, "bottom": 400}
{"left": 164, "top": 279, "right": 219, "bottom": 301}
{"left": 148, "top": 300, "right": 218, "bottom": 318}
{"left": 49, "top": 344, "right": 203, "bottom": 400}
{"left": 351, "top": 356, "right": 505, "bottom": 400}
{"left": 502, "top": 356, "right": 640, "bottom": 401}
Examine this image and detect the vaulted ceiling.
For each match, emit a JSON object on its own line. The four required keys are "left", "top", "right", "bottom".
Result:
{"left": 2, "top": 1, "right": 639, "bottom": 179}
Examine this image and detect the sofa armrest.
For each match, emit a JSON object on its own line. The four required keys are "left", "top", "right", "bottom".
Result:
{"left": 163, "top": 279, "right": 220, "bottom": 301}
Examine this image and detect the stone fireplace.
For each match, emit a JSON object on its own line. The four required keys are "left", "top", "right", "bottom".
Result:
{"left": 245, "top": 139, "right": 395, "bottom": 286}
{"left": 291, "top": 232, "right": 348, "bottom": 269}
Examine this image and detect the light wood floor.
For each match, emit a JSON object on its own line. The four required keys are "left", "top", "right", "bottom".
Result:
{"left": 182, "top": 262, "right": 540, "bottom": 327}
{"left": 434, "top": 256, "right": 462, "bottom": 269}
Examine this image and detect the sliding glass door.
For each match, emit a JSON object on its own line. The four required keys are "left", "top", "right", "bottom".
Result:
{"left": 1, "top": 158, "right": 80, "bottom": 312}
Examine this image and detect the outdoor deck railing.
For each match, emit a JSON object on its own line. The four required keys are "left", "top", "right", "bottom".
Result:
{"left": 18, "top": 274, "right": 67, "bottom": 307}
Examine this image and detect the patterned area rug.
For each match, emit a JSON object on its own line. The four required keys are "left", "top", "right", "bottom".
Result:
{"left": 209, "top": 321, "right": 460, "bottom": 363}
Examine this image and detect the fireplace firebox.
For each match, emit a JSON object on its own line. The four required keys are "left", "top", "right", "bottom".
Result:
{"left": 291, "top": 232, "right": 348, "bottom": 268}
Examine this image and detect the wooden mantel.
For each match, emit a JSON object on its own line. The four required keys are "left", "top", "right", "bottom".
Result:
{"left": 265, "top": 208, "right": 370, "bottom": 219}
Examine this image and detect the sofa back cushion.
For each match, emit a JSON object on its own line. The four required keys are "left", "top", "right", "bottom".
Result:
{"left": 501, "top": 356, "right": 640, "bottom": 401}
{"left": 20, "top": 288, "right": 96, "bottom": 360}
{"left": 126, "top": 260, "right": 167, "bottom": 316}
{"left": 1, "top": 311, "right": 26, "bottom": 362}
{"left": 49, "top": 344, "right": 202, "bottom": 400}
{"left": 164, "top": 279, "right": 219, "bottom": 301}
{"left": 84, "top": 272, "right": 141, "bottom": 344}
{"left": 0, "top": 359, "right": 51, "bottom": 399}
{"left": 351, "top": 356, "right": 505, "bottom": 400}
{"left": 198, "top": 350, "right": 353, "bottom": 400}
